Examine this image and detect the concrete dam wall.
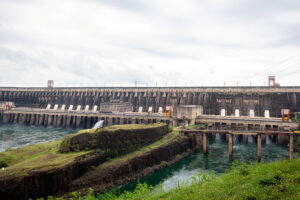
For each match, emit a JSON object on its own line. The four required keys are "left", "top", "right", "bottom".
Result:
{"left": 1, "top": 111, "right": 172, "bottom": 128}
{"left": 1, "top": 87, "right": 300, "bottom": 117}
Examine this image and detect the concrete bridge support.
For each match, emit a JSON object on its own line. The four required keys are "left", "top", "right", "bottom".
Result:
{"left": 203, "top": 132, "right": 208, "bottom": 154}
{"left": 229, "top": 133, "right": 233, "bottom": 158}
{"left": 289, "top": 134, "right": 294, "bottom": 160}
{"left": 257, "top": 134, "right": 262, "bottom": 162}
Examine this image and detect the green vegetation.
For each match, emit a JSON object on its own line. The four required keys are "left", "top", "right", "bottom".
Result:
{"left": 187, "top": 123, "right": 206, "bottom": 130}
{"left": 292, "top": 117, "right": 300, "bottom": 130}
{"left": 76, "top": 123, "right": 164, "bottom": 135}
{"left": 0, "top": 140, "right": 91, "bottom": 176}
{"left": 56, "top": 158, "right": 300, "bottom": 200}
{"left": 167, "top": 126, "right": 173, "bottom": 133}
{"left": 0, "top": 123, "right": 168, "bottom": 176}
{"left": 151, "top": 158, "right": 300, "bottom": 200}
{"left": 71, "top": 130, "right": 184, "bottom": 186}
{"left": 292, "top": 117, "right": 300, "bottom": 124}
{"left": 292, "top": 118, "right": 300, "bottom": 153}
{"left": 295, "top": 137, "right": 300, "bottom": 154}
{"left": 96, "top": 130, "right": 182, "bottom": 167}
{"left": 59, "top": 123, "right": 165, "bottom": 153}
{"left": 0, "top": 159, "right": 8, "bottom": 168}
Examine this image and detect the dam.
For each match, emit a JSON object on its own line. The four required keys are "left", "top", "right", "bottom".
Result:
{"left": 0, "top": 86, "right": 300, "bottom": 116}
{"left": 1, "top": 86, "right": 299, "bottom": 129}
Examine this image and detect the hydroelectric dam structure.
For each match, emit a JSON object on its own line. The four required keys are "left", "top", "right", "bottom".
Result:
{"left": 0, "top": 86, "right": 300, "bottom": 129}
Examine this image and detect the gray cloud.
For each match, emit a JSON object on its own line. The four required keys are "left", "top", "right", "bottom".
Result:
{"left": 90, "top": 0, "right": 152, "bottom": 13}
{"left": 0, "top": 0, "right": 300, "bottom": 87}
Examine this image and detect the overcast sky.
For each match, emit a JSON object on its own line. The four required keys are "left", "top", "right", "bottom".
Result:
{"left": 0, "top": 0, "right": 300, "bottom": 87}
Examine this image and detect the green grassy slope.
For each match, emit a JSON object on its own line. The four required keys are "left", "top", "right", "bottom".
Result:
{"left": 0, "top": 140, "right": 91, "bottom": 176}
{"left": 71, "top": 158, "right": 300, "bottom": 200}
{"left": 0, "top": 124, "right": 165, "bottom": 176}
{"left": 151, "top": 158, "right": 300, "bottom": 200}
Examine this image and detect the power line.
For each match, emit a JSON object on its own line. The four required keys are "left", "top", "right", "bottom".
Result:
{"left": 273, "top": 62, "right": 300, "bottom": 76}
{"left": 244, "top": 52, "right": 300, "bottom": 81}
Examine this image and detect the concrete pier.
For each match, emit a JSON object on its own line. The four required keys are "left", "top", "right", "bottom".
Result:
{"left": 203, "top": 132, "right": 208, "bottom": 154}
{"left": 229, "top": 133, "right": 233, "bottom": 157}
{"left": 257, "top": 134, "right": 261, "bottom": 162}
{"left": 289, "top": 134, "right": 294, "bottom": 160}
{"left": 180, "top": 129, "right": 299, "bottom": 161}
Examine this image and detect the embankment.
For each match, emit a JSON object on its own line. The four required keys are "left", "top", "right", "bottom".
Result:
{"left": 67, "top": 132, "right": 201, "bottom": 196}
{"left": 148, "top": 158, "right": 300, "bottom": 200}
{"left": 59, "top": 124, "right": 168, "bottom": 153}
{"left": 0, "top": 124, "right": 200, "bottom": 200}
{"left": 77, "top": 158, "right": 300, "bottom": 200}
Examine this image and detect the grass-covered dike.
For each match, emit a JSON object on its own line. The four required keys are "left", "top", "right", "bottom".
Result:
{"left": 0, "top": 123, "right": 197, "bottom": 199}
{"left": 46, "top": 158, "right": 300, "bottom": 200}
{"left": 0, "top": 123, "right": 167, "bottom": 176}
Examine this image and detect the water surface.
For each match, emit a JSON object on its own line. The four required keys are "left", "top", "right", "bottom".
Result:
{"left": 120, "top": 135, "right": 295, "bottom": 192}
{"left": 0, "top": 124, "right": 78, "bottom": 152}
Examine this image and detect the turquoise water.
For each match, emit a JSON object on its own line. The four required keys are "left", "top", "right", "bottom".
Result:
{"left": 0, "top": 124, "right": 78, "bottom": 152}
{"left": 119, "top": 135, "right": 294, "bottom": 192}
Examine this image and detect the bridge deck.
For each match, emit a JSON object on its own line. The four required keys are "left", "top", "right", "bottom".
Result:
{"left": 179, "top": 129, "right": 300, "bottom": 135}
{"left": 195, "top": 115, "right": 298, "bottom": 130}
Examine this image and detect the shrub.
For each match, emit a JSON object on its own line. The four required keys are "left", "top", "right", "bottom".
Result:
{"left": 246, "top": 196, "right": 258, "bottom": 200}
{"left": 0, "top": 160, "right": 8, "bottom": 168}
{"left": 259, "top": 174, "right": 282, "bottom": 186}
{"left": 231, "top": 160, "right": 250, "bottom": 176}
{"left": 58, "top": 136, "right": 71, "bottom": 153}
{"left": 168, "top": 126, "right": 173, "bottom": 133}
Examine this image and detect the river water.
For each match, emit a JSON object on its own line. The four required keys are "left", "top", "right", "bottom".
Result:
{"left": 0, "top": 124, "right": 77, "bottom": 152}
{"left": 0, "top": 124, "right": 295, "bottom": 193}
{"left": 119, "top": 134, "right": 295, "bottom": 192}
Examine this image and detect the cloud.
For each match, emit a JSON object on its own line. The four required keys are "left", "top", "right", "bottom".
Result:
{"left": 0, "top": 0, "right": 300, "bottom": 87}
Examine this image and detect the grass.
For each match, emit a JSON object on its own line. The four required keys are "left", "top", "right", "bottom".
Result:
{"left": 0, "top": 123, "right": 167, "bottom": 176}
{"left": 62, "top": 158, "right": 300, "bottom": 200}
{"left": 59, "top": 123, "right": 167, "bottom": 153}
{"left": 150, "top": 158, "right": 300, "bottom": 200}
{"left": 187, "top": 123, "right": 206, "bottom": 130}
{"left": 76, "top": 123, "right": 165, "bottom": 135}
{"left": 58, "top": 130, "right": 186, "bottom": 198}
{"left": 0, "top": 140, "right": 91, "bottom": 176}
{"left": 86, "top": 130, "right": 183, "bottom": 170}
